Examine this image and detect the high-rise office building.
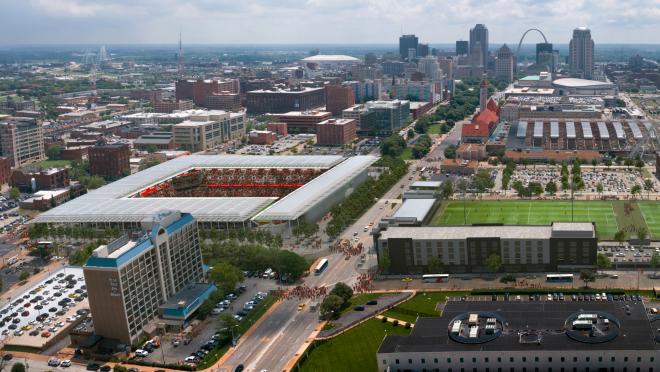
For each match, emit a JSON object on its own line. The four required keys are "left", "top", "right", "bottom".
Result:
{"left": 417, "top": 56, "right": 443, "bottom": 81}
{"left": 469, "top": 24, "right": 489, "bottom": 67}
{"left": 417, "top": 43, "right": 430, "bottom": 58}
{"left": 399, "top": 34, "right": 419, "bottom": 61}
{"left": 569, "top": 27, "right": 594, "bottom": 79}
{"left": 0, "top": 117, "right": 45, "bottom": 168}
{"left": 84, "top": 210, "right": 211, "bottom": 344}
{"left": 325, "top": 85, "right": 355, "bottom": 116}
{"left": 495, "top": 44, "right": 514, "bottom": 83}
{"left": 456, "top": 40, "right": 469, "bottom": 56}
{"left": 536, "top": 42, "right": 553, "bottom": 64}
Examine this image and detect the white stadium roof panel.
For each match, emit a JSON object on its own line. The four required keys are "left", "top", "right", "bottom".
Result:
{"left": 566, "top": 122, "right": 576, "bottom": 139}
{"left": 642, "top": 121, "right": 656, "bottom": 139}
{"left": 33, "top": 154, "right": 372, "bottom": 224}
{"left": 628, "top": 121, "right": 643, "bottom": 139}
{"left": 597, "top": 122, "right": 609, "bottom": 140}
{"left": 533, "top": 121, "right": 543, "bottom": 139}
{"left": 550, "top": 121, "right": 559, "bottom": 139}
{"left": 581, "top": 121, "right": 593, "bottom": 139}
{"left": 517, "top": 121, "right": 528, "bottom": 138}
{"left": 613, "top": 122, "right": 625, "bottom": 140}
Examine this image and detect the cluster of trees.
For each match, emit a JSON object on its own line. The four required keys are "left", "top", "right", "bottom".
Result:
{"left": 201, "top": 240, "right": 309, "bottom": 282}
{"left": 380, "top": 135, "right": 407, "bottom": 157}
{"left": 199, "top": 228, "right": 283, "bottom": 249}
{"left": 325, "top": 157, "right": 408, "bottom": 237}
{"left": 68, "top": 160, "right": 105, "bottom": 189}
{"left": 472, "top": 169, "right": 495, "bottom": 193}
{"left": 47, "top": 145, "right": 63, "bottom": 160}
{"left": 69, "top": 240, "right": 108, "bottom": 266}
{"left": 292, "top": 221, "right": 320, "bottom": 238}
{"left": 319, "top": 282, "right": 353, "bottom": 319}
{"left": 501, "top": 161, "right": 516, "bottom": 190}
{"left": 443, "top": 144, "right": 457, "bottom": 159}
{"left": 511, "top": 180, "right": 544, "bottom": 198}
{"left": 414, "top": 116, "right": 434, "bottom": 134}
{"left": 411, "top": 135, "right": 432, "bottom": 159}
{"left": 570, "top": 160, "right": 585, "bottom": 191}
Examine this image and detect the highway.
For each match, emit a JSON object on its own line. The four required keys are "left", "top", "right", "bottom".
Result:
{"left": 221, "top": 159, "right": 421, "bottom": 372}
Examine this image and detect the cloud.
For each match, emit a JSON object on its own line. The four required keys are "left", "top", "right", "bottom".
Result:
{"left": 1, "top": 0, "right": 659, "bottom": 44}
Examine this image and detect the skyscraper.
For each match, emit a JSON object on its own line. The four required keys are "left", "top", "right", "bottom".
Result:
{"left": 495, "top": 44, "right": 514, "bottom": 83}
{"left": 569, "top": 27, "right": 594, "bottom": 79}
{"left": 417, "top": 56, "right": 443, "bottom": 81}
{"left": 469, "top": 24, "right": 489, "bottom": 67}
{"left": 536, "top": 42, "right": 553, "bottom": 64}
{"left": 455, "top": 40, "right": 469, "bottom": 56}
{"left": 399, "top": 34, "right": 419, "bottom": 61}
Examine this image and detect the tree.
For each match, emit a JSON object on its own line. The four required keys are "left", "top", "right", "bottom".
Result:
{"left": 596, "top": 182, "right": 603, "bottom": 198}
{"left": 527, "top": 182, "right": 544, "bottom": 196}
{"left": 319, "top": 294, "right": 344, "bottom": 320}
{"left": 46, "top": 145, "right": 63, "bottom": 160}
{"left": 637, "top": 227, "right": 648, "bottom": 241}
{"left": 604, "top": 159, "right": 612, "bottom": 168}
{"left": 485, "top": 254, "right": 502, "bottom": 273}
{"left": 114, "top": 365, "right": 128, "bottom": 372}
{"left": 380, "top": 135, "right": 407, "bottom": 157}
{"left": 407, "top": 128, "right": 415, "bottom": 139}
{"left": 19, "top": 271, "right": 30, "bottom": 281}
{"left": 443, "top": 144, "right": 457, "bottom": 159}
{"left": 591, "top": 158, "right": 598, "bottom": 169}
{"left": 473, "top": 169, "right": 495, "bottom": 193}
{"left": 329, "top": 282, "right": 353, "bottom": 304}
{"left": 545, "top": 181, "right": 557, "bottom": 195}
{"left": 643, "top": 179, "right": 654, "bottom": 199}
{"left": 276, "top": 250, "right": 309, "bottom": 281}
{"left": 441, "top": 179, "right": 453, "bottom": 199}
{"left": 146, "top": 144, "right": 159, "bottom": 153}
{"left": 218, "top": 312, "right": 239, "bottom": 331}
{"left": 80, "top": 175, "right": 105, "bottom": 189}
{"left": 427, "top": 256, "right": 443, "bottom": 274}
{"left": 614, "top": 230, "right": 626, "bottom": 245}
{"left": 9, "top": 187, "right": 20, "bottom": 200}
{"left": 209, "top": 262, "right": 244, "bottom": 293}
{"left": 11, "top": 363, "right": 26, "bottom": 372}
{"left": 596, "top": 253, "right": 611, "bottom": 273}
{"left": 579, "top": 270, "right": 595, "bottom": 288}
{"left": 378, "top": 249, "right": 391, "bottom": 273}
{"left": 630, "top": 184, "right": 642, "bottom": 198}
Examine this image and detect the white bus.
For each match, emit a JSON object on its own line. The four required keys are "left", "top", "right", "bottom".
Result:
{"left": 422, "top": 274, "right": 449, "bottom": 283}
{"left": 546, "top": 274, "right": 574, "bottom": 283}
{"left": 314, "top": 258, "right": 329, "bottom": 275}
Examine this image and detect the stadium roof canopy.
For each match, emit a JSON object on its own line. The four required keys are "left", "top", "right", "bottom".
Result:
{"left": 300, "top": 54, "right": 360, "bottom": 63}
{"left": 33, "top": 154, "right": 376, "bottom": 224}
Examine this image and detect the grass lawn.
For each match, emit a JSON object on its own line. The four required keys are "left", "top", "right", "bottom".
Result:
{"left": 340, "top": 293, "right": 384, "bottom": 315}
{"left": 298, "top": 318, "right": 411, "bottom": 372}
{"left": 427, "top": 123, "right": 445, "bottom": 135}
{"left": 431, "top": 200, "right": 622, "bottom": 240}
{"left": 638, "top": 201, "right": 660, "bottom": 239}
{"left": 21, "top": 159, "right": 72, "bottom": 170}
{"left": 399, "top": 147, "right": 413, "bottom": 160}
{"left": 383, "top": 291, "right": 468, "bottom": 323}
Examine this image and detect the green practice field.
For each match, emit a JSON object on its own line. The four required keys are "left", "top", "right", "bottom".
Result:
{"left": 638, "top": 201, "right": 660, "bottom": 239}
{"left": 430, "top": 200, "right": 649, "bottom": 240}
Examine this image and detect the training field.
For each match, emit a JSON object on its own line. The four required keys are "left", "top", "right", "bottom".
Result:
{"left": 431, "top": 201, "right": 624, "bottom": 239}
{"left": 638, "top": 202, "right": 660, "bottom": 240}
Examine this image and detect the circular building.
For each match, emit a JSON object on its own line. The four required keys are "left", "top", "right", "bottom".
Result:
{"left": 552, "top": 78, "right": 616, "bottom": 95}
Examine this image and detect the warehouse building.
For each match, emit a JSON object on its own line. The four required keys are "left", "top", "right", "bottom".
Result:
{"left": 374, "top": 222, "right": 597, "bottom": 274}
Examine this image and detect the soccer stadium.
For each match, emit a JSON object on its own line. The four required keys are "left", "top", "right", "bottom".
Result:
{"left": 33, "top": 154, "right": 377, "bottom": 231}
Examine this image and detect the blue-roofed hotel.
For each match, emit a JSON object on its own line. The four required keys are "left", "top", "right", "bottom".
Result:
{"left": 83, "top": 210, "right": 213, "bottom": 345}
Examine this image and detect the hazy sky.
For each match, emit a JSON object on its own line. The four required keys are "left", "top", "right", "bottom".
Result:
{"left": 2, "top": 0, "right": 660, "bottom": 44}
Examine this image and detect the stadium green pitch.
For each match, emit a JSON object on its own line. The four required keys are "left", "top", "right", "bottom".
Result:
{"left": 431, "top": 200, "right": 660, "bottom": 240}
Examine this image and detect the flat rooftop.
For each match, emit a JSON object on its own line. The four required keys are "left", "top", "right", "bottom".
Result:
{"left": 393, "top": 199, "right": 436, "bottom": 223}
{"left": 379, "top": 301, "right": 658, "bottom": 354}
{"left": 379, "top": 223, "right": 595, "bottom": 240}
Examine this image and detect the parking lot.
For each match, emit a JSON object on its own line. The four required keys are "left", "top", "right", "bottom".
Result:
{"left": 138, "top": 276, "right": 278, "bottom": 365}
{"left": 599, "top": 244, "right": 660, "bottom": 264}
{"left": 448, "top": 292, "right": 647, "bottom": 303}
{"left": 0, "top": 267, "right": 89, "bottom": 349}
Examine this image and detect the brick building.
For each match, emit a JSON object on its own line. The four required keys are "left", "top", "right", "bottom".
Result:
{"left": 134, "top": 132, "right": 175, "bottom": 151}
{"left": 316, "top": 118, "right": 357, "bottom": 146}
{"left": 267, "top": 122, "right": 288, "bottom": 136}
{"left": 0, "top": 157, "right": 10, "bottom": 185}
{"left": 0, "top": 117, "right": 45, "bottom": 167}
{"left": 205, "top": 93, "right": 242, "bottom": 111}
{"left": 175, "top": 79, "right": 238, "bottom": 107}
{"left": 88, "top": 144, "right": 131, "bottom": 179}
{"left": 10, "top": 168, "right": 70, "bottom": 191}
{"left": 248, "top": 130, "right": 276, "bottom": 145}
{"left": 324, "top": 85, "right": 355, "bottom": 116}
{"left": 275, "top": 111, "right": 332, "bottom": 134}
